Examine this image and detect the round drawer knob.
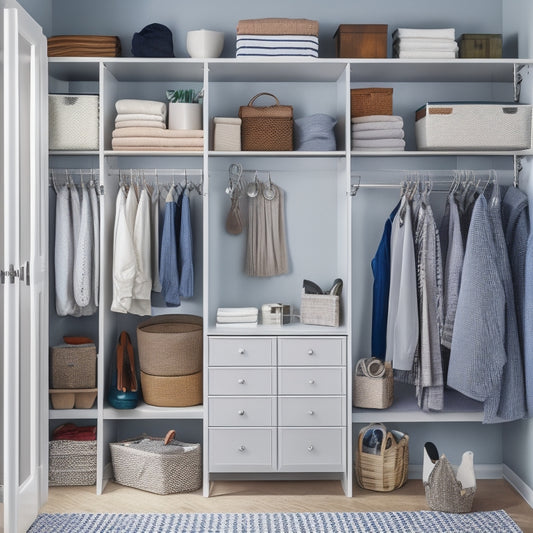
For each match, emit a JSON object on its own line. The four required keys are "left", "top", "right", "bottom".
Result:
{"left": 238, "top": 348, "right": 245, "bottom": 354}
{"left": 307, "top": 410, "right": 314, "bottom": 415}
{"left": 239, "top": 445, "right": 246, "bottom": 452}
{"left": 238, "top": 409, "right": 245, "bottom": 416}
{"left": 238, "top": 378, "right": 246, "bottom": 384}
{"left": 307, "top": 445, "right": 314, "bottom": 452}
{"left": 307, "top": 349, "right": 314, "bottom": 355}
{"left": 308, "top": 379, "right": 315, "bottom": 385}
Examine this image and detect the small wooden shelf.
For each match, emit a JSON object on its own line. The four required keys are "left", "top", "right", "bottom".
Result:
{"left": 49, "top": 408, "right": 97, "bottom": 420}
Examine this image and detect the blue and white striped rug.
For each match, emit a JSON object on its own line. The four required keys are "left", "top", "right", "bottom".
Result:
{"left": 27, "top": 510, "right": 522, "bottom": 532}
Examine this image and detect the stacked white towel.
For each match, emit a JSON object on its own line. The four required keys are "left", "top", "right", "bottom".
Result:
{"left": 216, "top": 307, "right": 259, "bottom": 327}
{"left": 393, "top": 28, "right": 458, "bottom": 59}
{"left": 351, "top": 115, "right": 406, "bottom": 151}
{"left": 114, "top": 99, "right": 167, "bottom": 129}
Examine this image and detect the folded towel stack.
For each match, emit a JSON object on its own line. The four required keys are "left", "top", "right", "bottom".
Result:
{"left": 294, "top": 114, "right": 337, "bottom": 151}
{"left": 236, "top": 18, "right": 319, "bottom": 58}
{"left": 392, "top": 28, "right": 458, "bottom": 59}
{"left": 351, "top": 115, "right": 406, "bottom": 151}
{"left": 111, "top": 99, "right": 204, "bottom": 151}
{"left": 216, "top": 307, "right": 259, "bottom": 327}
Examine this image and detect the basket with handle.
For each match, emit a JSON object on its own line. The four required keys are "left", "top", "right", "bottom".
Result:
{"left": 239, "top": 92, "right": 293, "bottom": 151}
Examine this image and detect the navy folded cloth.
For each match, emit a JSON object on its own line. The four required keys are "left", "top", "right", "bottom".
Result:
{"left": 132, "top": 23, "right": 174, "bottom": 57}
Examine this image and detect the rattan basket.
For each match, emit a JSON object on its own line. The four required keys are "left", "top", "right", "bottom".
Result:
{"left": 48, "top": 439, "right": 97, "bottom": 486}
{"left": 351, "top": 88, "right": 393, "bottom": 117}
{"left": 50, "top": 343, "right": 97, "bottom": 389}
{"left": 140, "top": 370, "right": 202, "bottom": 407}
{"left": 137, "top": 314, "right": 202, "bottom": 376}
{"left": 355, "top": 424, "right": 409, "bottom": 492}
{"left": 110, "top": 431, "right": 202, "bottom": 495}
{"left": 353, "top": 358, "right": 393, "bottom": 409}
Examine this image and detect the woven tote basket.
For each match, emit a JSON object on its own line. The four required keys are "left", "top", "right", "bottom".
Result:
{"left": 351, "top": 88, "right": 393, "bottom": 117}
{"left": 356, "top": 425, "right": 409, "bottom": 492}
{"left": 239, "top": 92, "right": 293, "bottom": 151}
{"left": 50, "top": 343, "right": 97, "bottom": 389}
{"left": 300, "top": 291, "right": 340, "bottom": 327}
{"left": 353, "top": 358, "right": 393, "bottom": 409}
{"left": 140, "top": 370, "right": 203, "bottom": 407}
{"left": 48, "top": 440, "right": 97, "bottom": 486}
{"left": 110, "top": 431, "right": 202, "bottom": 495}
{"left": 137, "top": 314, "right": 203, "bottom": 376}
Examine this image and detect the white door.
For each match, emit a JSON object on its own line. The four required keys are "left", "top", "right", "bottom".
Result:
{"left": 1, "top": 2, "right": 48, "bottom": 532}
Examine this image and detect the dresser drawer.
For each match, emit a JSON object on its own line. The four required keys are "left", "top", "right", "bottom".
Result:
{"left": 209, "top": 336, "right": 275, "bottom": 366}
{"left": 278, "top": 396, "right": 345, "bottom": 427}
{"left": 209, "top": 367, "right": 276, "bottom": 396}
{"left": 209, "top": 428, "right": 276, "bottom": 472}
{"left": 209, "top": 397, "right": 276, "bottom": 427}
{"left": 278, "top": 427, "right": 345, "bottom": 472}
{"left": 278, "top": 337, "right": 345, "bottom": 366}
{"left": 278, "top": 367, "right": 345, "bottom": 395}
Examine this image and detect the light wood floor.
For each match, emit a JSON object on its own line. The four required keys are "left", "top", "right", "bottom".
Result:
{"left": 37, "top": 479, "right": 533, "bottom": 532}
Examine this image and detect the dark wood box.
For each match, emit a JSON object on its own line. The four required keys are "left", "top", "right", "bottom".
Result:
{"left": 334, "top": 24, "right": 388, "bottom": 58}
{"left": 459, "top": 34, "right": 502, "bottom": 58}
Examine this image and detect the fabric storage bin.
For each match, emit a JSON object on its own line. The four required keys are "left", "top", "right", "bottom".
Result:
{"left": 415, "top": 102, "right": 532, "bottom": 150}
{"left": 50, "top": 343, "right": 97, "bottom": 389}
{"left": 459, "top": 34, "right": 502, "bottom": 58}
{"left": 334, "top": 24, "right": 388, "bottom": 58}
{"left": 49, "top": 388, "right": 97, "bottom": 409}
{"left": 140, "top": 370, "right": 203, "bottom": 407}
{"left": 214, "top": 117, "right": 241, "bottom": 151}
{"left": 137, "top": 314, "right": 202, "bottom": 376}
{"left": 110, "top": 430, "right": 202, "bottom": 494}
{"left": 351, "top": 88, "right": 393, "bottom": 118}
{"left": 353, "top": 358, "right": 393, "bottom": 409}
{"left": 300, "top": 290, "right": 340, "bottom": 327}
{"left": 48, "top": 439, "right": 97, "bottom": 486}
{"left": 49, "top": 94, "right": 99, "bottom": 150}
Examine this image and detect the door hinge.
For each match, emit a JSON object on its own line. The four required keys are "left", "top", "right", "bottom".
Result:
{"left": 1, "top": 261, "right": 29, "bottom": 285}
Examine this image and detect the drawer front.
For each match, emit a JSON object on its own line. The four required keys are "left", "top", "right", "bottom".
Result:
{"left": 278, "top": 367, "right": 345, "bottom": 395}
{"left": 278, "top": 427, "right": 345, "bottom": 472}
{"left": 209, "top": 367, "right": 275, "bottom": 396}
{"left": 209, "top": 336, "right": 275, "bottom": 366}
{"left": 278, "top": 337, "right": 345, "bottom": 366}
{"left": 209, "top": 428, "right": 276, "bottom": 472}
{"left": 209, "top": 397, "right": 276, "bottom": 427}
{"left": 278, "top": 396, "right": 345, "bottom": 427}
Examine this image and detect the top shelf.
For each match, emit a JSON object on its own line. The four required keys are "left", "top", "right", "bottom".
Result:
{"left": 48, "top": 57, "right": 533, "bottom": 84}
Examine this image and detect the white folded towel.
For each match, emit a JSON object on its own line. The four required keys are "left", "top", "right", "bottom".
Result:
{"left": 214, "top": 117, "right": 242, "bottom": 125}
{"left": 237, "top": 48, "right": 318, "bottom": 57}
{"left": 396, "top": 50, "right": 457, "bottom": 59}
{"left": 394, "top": 39, "right": 458, "bottom": 52}
{"left": 115, "top": 113, "right": 166, "bottom": 122}
{"left": 216, "top": 315, "right": 258, "bottom": 323}
{"left": 115, "top": 99, "right": 167, "bottom": 118}
{"left": 352, "top": 128, "right": 405, "bottom": 140}
{"left": 352, "top": 115, "right": 403, "bottom": 124}
{"left": 236, "top": 34, "right": 319, "bottom": 45}
{"left": 393, "top": 28, "right": 455, "bottom": 40}
{"left": 217, "top": 307, "right": 259, "bottom": 317}
{"left": 352, "top": 119, "right": 404, "bottom": 131}
{"left": 352, "top": 138, "right": 406, "bottom": 149}
{"left": 114, "top": 120, "right": 166, "bottom": 129}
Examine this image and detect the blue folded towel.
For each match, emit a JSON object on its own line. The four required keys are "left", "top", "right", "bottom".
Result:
{"left": 294, "top": 114, "right": 337, "bottom": 151}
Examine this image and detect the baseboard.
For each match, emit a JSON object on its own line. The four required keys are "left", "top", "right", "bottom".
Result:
{"left": 503, "top": 464, "right": 533, "bottom": 509}
{"left": 408, "top": 463, "right": 503, "bottom": 480}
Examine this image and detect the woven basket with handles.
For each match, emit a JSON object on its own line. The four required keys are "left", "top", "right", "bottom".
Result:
{"left": 350, "top": 88, "right": 393, "bottom": 117}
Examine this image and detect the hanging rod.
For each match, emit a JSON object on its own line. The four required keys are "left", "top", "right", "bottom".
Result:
{"left": 107, "top": 168, "right": 203, "bottom": 177}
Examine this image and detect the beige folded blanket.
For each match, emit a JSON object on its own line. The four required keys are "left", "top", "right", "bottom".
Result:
{"left": 113, "top": 127, "right": 204, "bottom": 138}
{"left": 237, "top": 18, "right": 319, "bottom": 36}
{"left": 114, "top": 120, "right": 166, "bottom": 129}
{"left": 112, "top": 146, "right": 203, "bottom": 152}
{"left": 352, "top": 120, "right": 404, "bottom": 131}
{"left": 112, "top": 136, "right": 204, "bottom": 148}
{"left": 115, "top": 99, "right": 167, "bottom": 117}
{"left": 115, "top": 113, "right": 166, "bottom": 122}
{"left": 352, "top": 115, "right": 403, "bottom": 124}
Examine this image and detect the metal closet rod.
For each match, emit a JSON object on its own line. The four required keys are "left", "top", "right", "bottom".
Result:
{"left": 107, "top": 168, "right": 203, "bottom": 177}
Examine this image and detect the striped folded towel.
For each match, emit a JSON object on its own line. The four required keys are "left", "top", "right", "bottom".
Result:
{"left": 236, "top": 35, "right": 319, "bottom": 57}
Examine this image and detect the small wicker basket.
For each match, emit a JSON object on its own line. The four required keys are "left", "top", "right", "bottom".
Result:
{"left": 300, "top": 291, "right": 340, "bottom": 327}
{"left": 140, "top": 370, "right": 203, "bottom": 407}
{"left": 355, "top": 424, "right": 409, "bottom": 492}
{"left": 351, "top": 88, "right": 393, "bottom": 117}
{"left": 353, "top": 358, "right": 393, "bottom": 409}
{"left": 48, "top": 439, "right": 97, "bottom": 486}
{"left": 50, "top": 343, "right": 97, "bottom": 389}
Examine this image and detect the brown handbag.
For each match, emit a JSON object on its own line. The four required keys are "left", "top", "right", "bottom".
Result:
{"left": 239, "top": 92, "right": 293, "bottom": 151}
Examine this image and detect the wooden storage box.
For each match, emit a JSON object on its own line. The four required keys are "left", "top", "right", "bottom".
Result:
{"left": 50, "top": 343, "right": 97, "bottom": 389}
{"left": 300, "top": 291, "right": 340, "bottom": 327}
{"left": 48, "top": 94, "right": 99, "bottom": 150}
{"left": 415, "top": 102, "right": 532, "bottom": 150}
{"left": 459, "top": 34, "right": 502, "bottom": 58}
{"left": 334, "top": 24, "right": 388, "bottom": 58}
{"left": 351, "top": 88, "right": 393, "bottom": 118}
{"left": 48, "top": 439, "right": 97, "bottom": 486}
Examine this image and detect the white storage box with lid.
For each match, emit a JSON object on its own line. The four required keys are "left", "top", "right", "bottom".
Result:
{"left": 415, "top": 102, "right": 532, "bottom": 150}
{"left": 49, "top": 94, "right": 99, "bottom": 150}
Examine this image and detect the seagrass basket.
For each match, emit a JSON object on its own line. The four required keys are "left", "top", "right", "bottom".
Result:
{"left": 110, "top": 431, "right": 202, "bottom": 494}
{"left": 50, "top": 343, "right": 97, "bottom": 389}
{"left": 353, "top": 358, "right": 394, "bottom": 409}
{"left": 140, "top": 370, "right": 203, "bottom": 407}
{"left": 351, "top": 88, "right": 393, "bottom": 117}
{"left": 355, "top": 424, "right": 409, "bottom": 492}
{"left": 48, "top": 439, "right": 97, "bottom": 486}
{"left": 300, "top": 291, "right": 340, "bottom": 327}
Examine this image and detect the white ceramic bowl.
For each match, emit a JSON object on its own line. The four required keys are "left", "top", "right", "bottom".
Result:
{"left": 186, "top": 29, "right": 224, "bottom": 58}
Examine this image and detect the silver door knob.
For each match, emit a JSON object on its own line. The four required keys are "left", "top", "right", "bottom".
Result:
{"left": 239, "top": 445, "right": 246, "bottom": 452}
{"left": 238, "top": 410, "right": 245, "bottom": 416}
{"left": 307, "top": 349, "right": 314, "bottom": 355}
{"left": 307, "top": 445, "right": 314, "bottom": 452}
{"left": 308, "top": 410, "right": 314, "bottom": 415}
{"left": 308, "top": 379, "right": 315, "bottom": 385}
{"left": 238, "top": 378, "right": 245, "bottom": 384}
{"left": 238, "top": 348, "right": 245, "bottom": 354}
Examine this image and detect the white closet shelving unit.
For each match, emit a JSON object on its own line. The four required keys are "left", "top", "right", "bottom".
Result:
{"left": 47, "top": 55, "right": 533, "bottom": 497}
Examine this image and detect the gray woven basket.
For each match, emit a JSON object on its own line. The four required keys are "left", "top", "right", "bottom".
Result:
{"left": 50, "top": 343, "right": 97, "bottom": 389}
{"left": 48, "top": 439, "right": 97, "bottom": 486}
{"left": 300, "top": 290, "right": 340, "bottom": 327}
{"left": 110, "top": 434, "right": 202, "bottom": 495}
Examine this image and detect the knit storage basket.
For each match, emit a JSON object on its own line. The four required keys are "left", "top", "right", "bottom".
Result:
{"left": 110, "top": 432, "right": 202, "bottom": 494}
{"left": 300, "top": 291, "right": 340, "bottom": 327}
{"left": 356, "top": 425, "right": 409, "bottom": 492}
{"left": 50, "top": 343, "right": 97, "bottom": 389}
{"left": 239, "top": 92, "right": 293, "bottom": 151}
{"left": 48, "top": 439, "right": 97, "bottom": 486}
{"left": 353, "top": 358, "right": 394, "bottom": 409}
{"left": 351, "top": 88, "right": 393, "bottom": 118}
{"left": 140, "top": 370, "right": 203, "bottom": 407}
{"left": 137, "top": 314, "right": 203, "bottom": 376}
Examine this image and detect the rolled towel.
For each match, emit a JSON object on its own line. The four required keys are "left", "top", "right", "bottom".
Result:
{"left": 115, "top": 99, "right": 167, "bottom": 118}
{"left": 395, "top": 50, "right": 457, "bottom": 59}
{"left": 113, "top": 127, "right": 203, "bottom": 138}
{"left": 115, "top": 113, "right": 166, "bottom": 122}
{"left": 352, "top": 138, "right": 406, "bottom": 149}
{"left": 352, "top": 119, "right": 404, "bottom": 131}
{"left": 352, "top": 128, "right": 405, "bottom": 140}
{"left": 393, "top": 28, "right": 455, "bottom": 40}
{"left": 352, "top": 115, "right": 403, "bottom": 124}
{"left": 114, "top": 120, "right": 166, "bottom": 129}
{"left": 294, "top": 114, "right": 336, "bottom": 151}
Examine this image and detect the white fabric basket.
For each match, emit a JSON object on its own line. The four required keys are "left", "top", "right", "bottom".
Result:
{"left": 49, "top": 94, "right": 99, "bottom": 150}
{"left": 415, "top": 102, "right": 532, "bottom": 150}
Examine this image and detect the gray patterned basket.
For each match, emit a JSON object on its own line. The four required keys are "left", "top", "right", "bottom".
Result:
{"left": 48, "top": 439, "right": 97, "bottom": 486}
{"left": 110, "top": 431, "right": 202, "bottom": 495}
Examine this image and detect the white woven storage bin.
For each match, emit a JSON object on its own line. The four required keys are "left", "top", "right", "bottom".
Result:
{"left": 48, "top": 440, "right": 97, "bottom": 486}
{"left": 49, "top": 94, "right": 99, "bottom": 150}
{"left": 415, "top": 102, "right": 532, "bottom": 150}
{"left": 300, "top": 290, "right": 340, "bottom": 327}
{"left": 214, "top": 117, "right": 241, "bottom": 151}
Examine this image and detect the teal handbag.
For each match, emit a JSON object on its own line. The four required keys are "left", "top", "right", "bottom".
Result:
{"left": 108, "top": 331, "right": 139, "bottom": 409}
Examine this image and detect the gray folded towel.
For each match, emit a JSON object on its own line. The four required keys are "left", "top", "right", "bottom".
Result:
{"left": 352, "top": 129, "right": 405, "bottom": 140}
{"left": 294, "top": 113, "right": 337, "bottom": 151}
